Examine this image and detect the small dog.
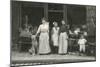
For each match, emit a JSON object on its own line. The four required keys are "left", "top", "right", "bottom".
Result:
{"left": 29, "top": 35, "right": 37, "bottom": 56}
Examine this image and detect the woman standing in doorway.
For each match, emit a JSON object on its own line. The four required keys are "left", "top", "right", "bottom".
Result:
{"left": 58, "top": 20, "right": 68, "bottom": 54}
{"left": 51, "top": 21, "right": 60, "bottom": 54}
{"left": 35, "top": 18, "right": 51, "bottom": 54}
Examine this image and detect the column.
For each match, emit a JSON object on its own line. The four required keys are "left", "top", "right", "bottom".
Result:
{"left": 63, "top": 5, "right": 67, "bottom": 24}
{"left": 44, "top": 3, "right": 48, "bottom": 20}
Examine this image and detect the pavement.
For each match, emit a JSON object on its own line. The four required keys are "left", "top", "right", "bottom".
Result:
{"left": 11, "top": 51, "right": 96, "bottom": 66}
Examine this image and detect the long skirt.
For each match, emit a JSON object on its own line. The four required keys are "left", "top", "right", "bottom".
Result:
{"left": 38, "top": 32, "right": 51, "bottom": 54}
{"left": 58, "top": 32, "right": 68, "bottom": 54}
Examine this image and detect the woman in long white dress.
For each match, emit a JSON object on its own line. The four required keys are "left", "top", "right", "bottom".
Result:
{"left": 51, "top": 22, "right": 59, "bottom": 54}
{"left": 35, "top": 18, "right": 51, "bottom": 54}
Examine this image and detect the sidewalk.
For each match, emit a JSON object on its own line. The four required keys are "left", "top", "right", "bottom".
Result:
{"left": 11, "top": 51, "right": 95, "bottom": 63}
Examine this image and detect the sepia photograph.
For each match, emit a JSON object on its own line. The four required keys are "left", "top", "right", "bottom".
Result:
{"left": 10, "top": 0, "right": 96, "bottom": 66}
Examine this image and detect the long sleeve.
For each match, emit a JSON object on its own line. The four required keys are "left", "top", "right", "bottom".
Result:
{"left": 47, "top": 25, "right": 49, "bottom": 33}
{"left": 47, "top": 23, "right": 49, "bottom": 33}
{"left": 36, "top": 25, "right": 41, "bottom": 35}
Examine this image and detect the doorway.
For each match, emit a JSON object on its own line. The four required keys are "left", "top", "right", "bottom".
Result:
{"left": 48, "top": 4, "right": 64, "bottom": 53}
{"left": 48, "top": 12, "right": 63, "bottom": 54}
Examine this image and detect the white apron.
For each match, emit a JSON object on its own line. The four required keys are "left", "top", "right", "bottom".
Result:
{"left": 52, "top": 27, "right": 59, "bottom": 46}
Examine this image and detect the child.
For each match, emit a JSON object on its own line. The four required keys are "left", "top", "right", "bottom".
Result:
{"left": 78, "top": 35, "right": 87, "bottom": 55}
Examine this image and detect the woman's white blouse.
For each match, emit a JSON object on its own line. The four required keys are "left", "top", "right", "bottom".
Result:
{"left": 37, "top": 23, "right": 49, "bottom": 34}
